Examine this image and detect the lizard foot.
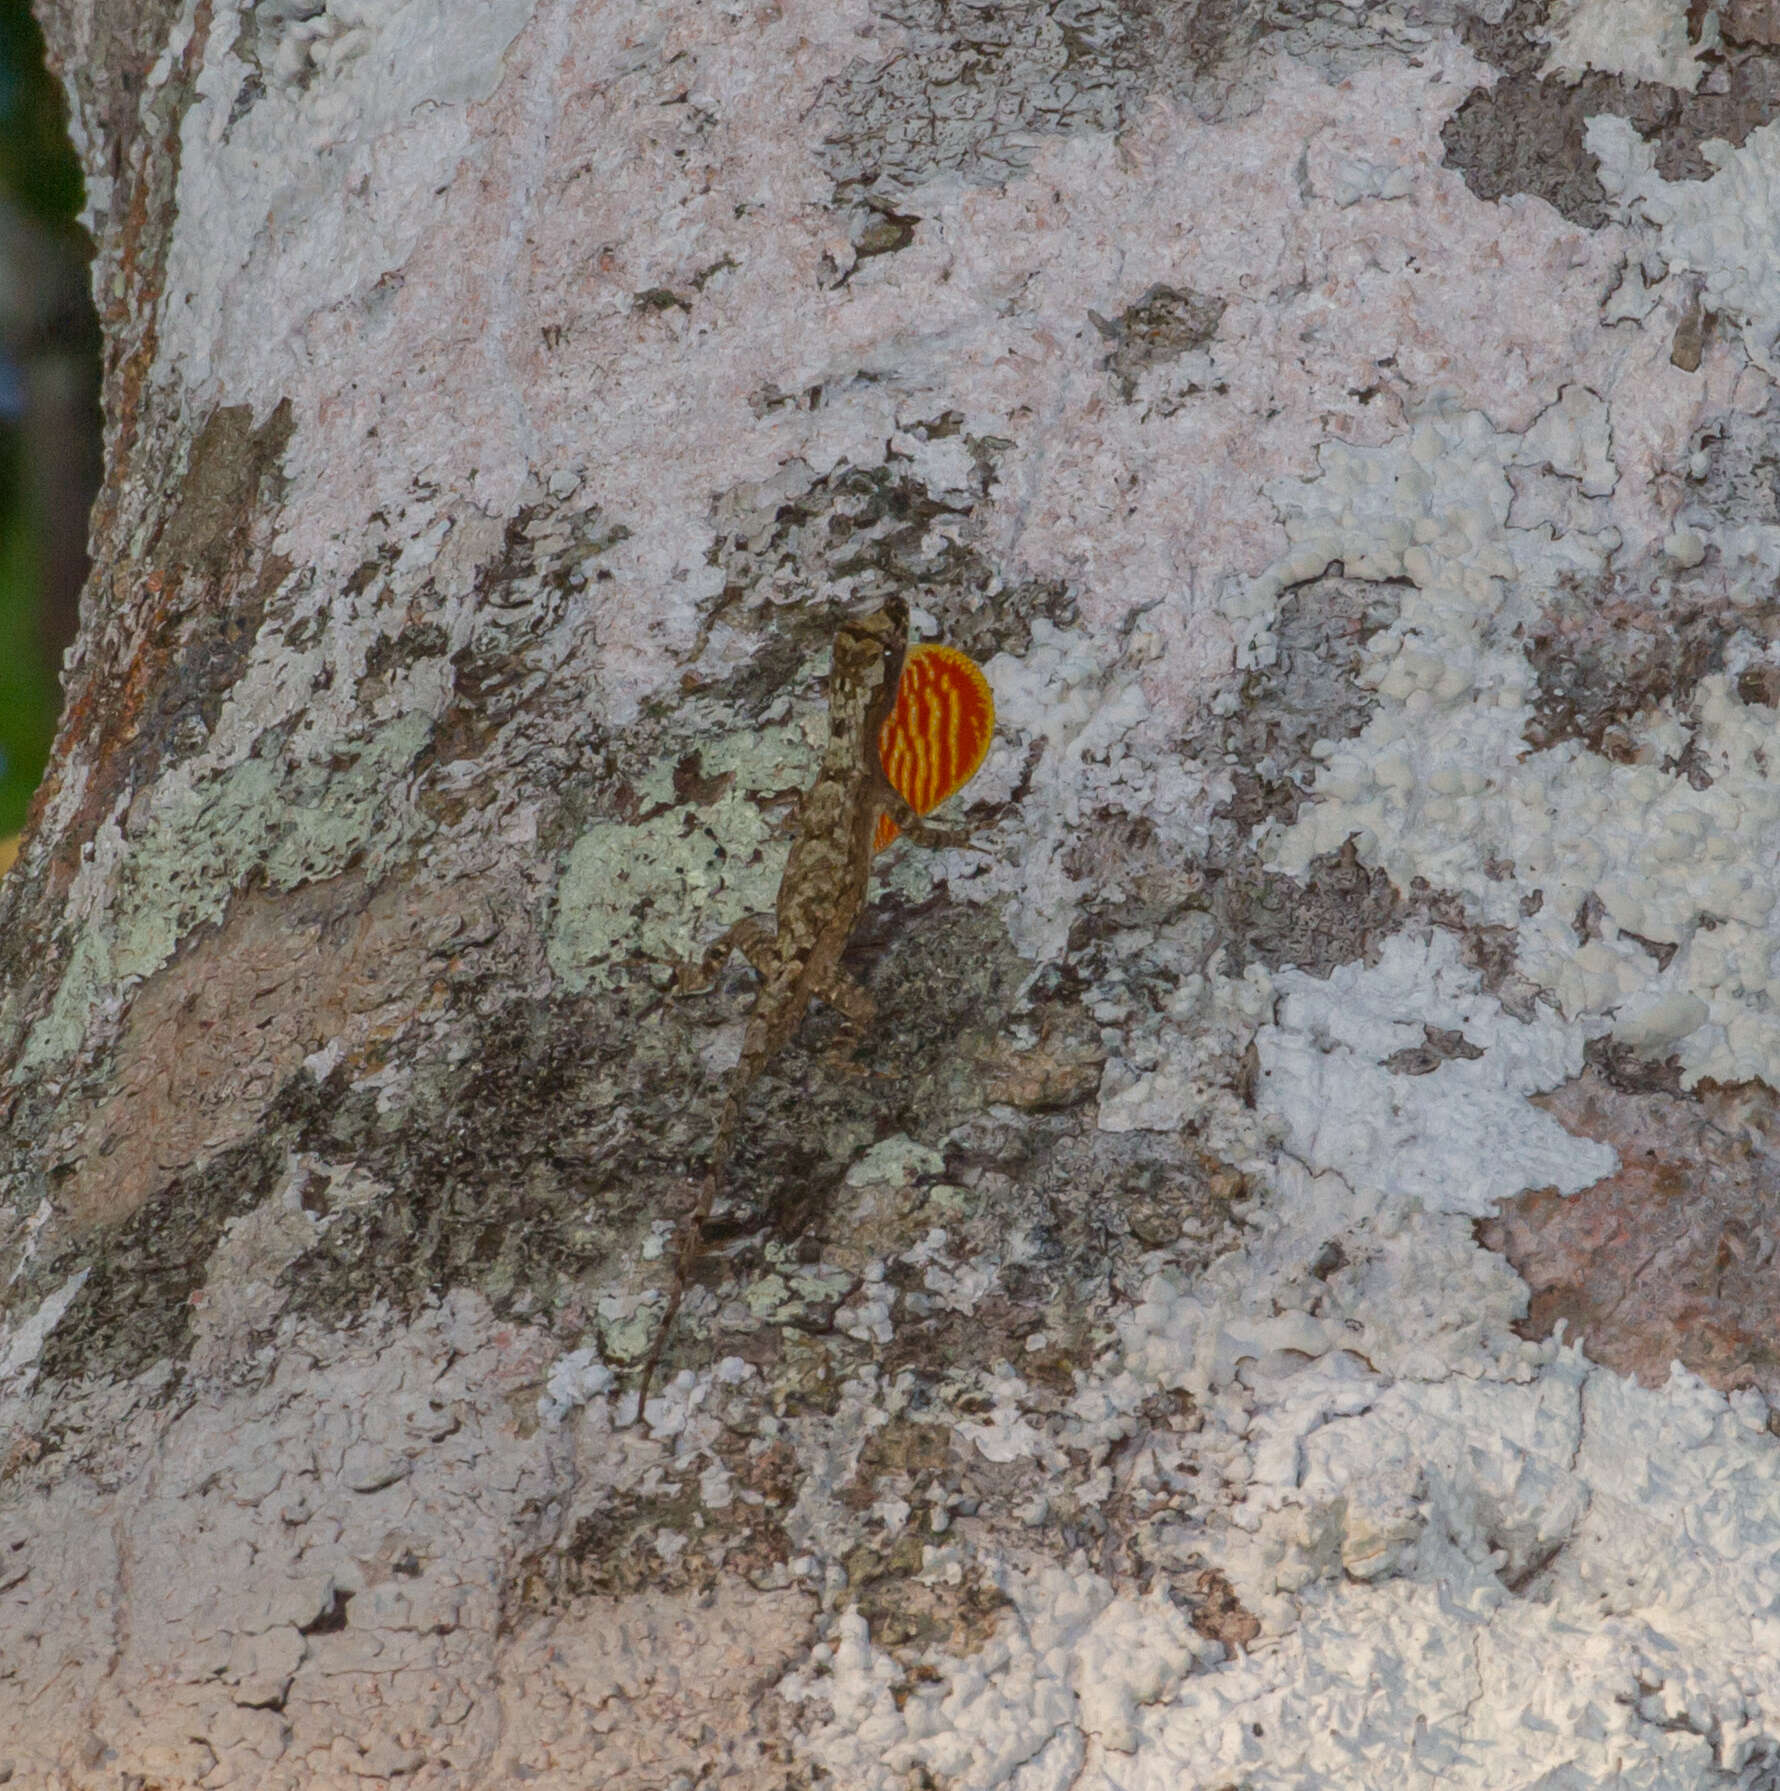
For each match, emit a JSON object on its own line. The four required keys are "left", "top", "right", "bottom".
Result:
{"left": 677, "top": 914, "right": 777, "bottom": 993}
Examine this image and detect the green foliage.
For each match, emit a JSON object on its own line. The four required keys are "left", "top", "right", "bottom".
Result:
{"left": 0, "top": 0, "right": 86, "bottom": 831}
{"left": 0, "top": 0, "right": 83, "bottom": 225}
{"left": 0, "top": 504, "right": 53, "bottom": 833}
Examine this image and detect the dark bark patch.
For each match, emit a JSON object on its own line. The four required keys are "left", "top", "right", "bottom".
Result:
{"left": 130, "top": 398, "right": 298, "bottom": 766}
{"left": 1582, "top": 1034, "right": 1688, "bottom": 1096}
{"left": 520, "top": 1438, "right": 807, "bottom": 1608}
{"left": 1384, "top": 1023, "right": 1485, "bottom": 1076}
{"left": 1218, "top": 837, "right": 1406, "bottom": 979}
{"left": 1184, "top": 567, "right": 1543, "bottom": 1004}
{"left": 975, "top": 1009, "right": 1107, "bottom": 1113}
{"left": 839, "top": 1414, "right": 957, "bottom": 1510}
{"left": 1724, "top": 0, "right": 1780, "bottom": 47}
{"left": 1189, "top": 1565, "right": 1262, "bottom": 1653}
{"left": 817, "top": 0, "right": 1422, "bottom": 198}
{"left": 1215, "top": 572, "right": 1405, "bottom": 834}
{"left": 40, "top": 398, "right": 295, "bottom": 888}
{"left": 410, "top": 501, "right": 627, "bottom": 794}
{"left": 1442, "top": 67, "right": 1669, "bottom": 229}
{"left": 33, "top": 1078, "right": 321, "bottom": 1389}
{"left": 281, "top": 985, "right": 692, "bottom": 1328}
{"left": 1445, "top": 0, "right": 1780, "bottom": 226}
{"left": 816, "top": 0, "right": 1126, "bottom": 193}
{"left": 852, "top": 201, "right": 920, "bottom": 261}
{"left": 1211, "top": 839, "right": 1540, "bottom": 1015}
{"left": 360, "top": 622, "right": 449, "bottom": 686}
{"left": 1091, "top": 284, "right": 1227, "bottom": 408}
{"left": 702, "top": 449, "right": 1075, "bottom": 690}
{"left": 1521, "top": 568, "right": 1780, "bottom": 760}
{"left": 847, "top": 1536, "right": 1012, "bottom": 1655}
{"left": 300, "top": 1587, "right": 354, "bottom": 1635}
{"left": 154, "top": 399, "right": 294, "bottom": 581}
{"left": 43, "top": 0, "right": 190, "bottom": 189}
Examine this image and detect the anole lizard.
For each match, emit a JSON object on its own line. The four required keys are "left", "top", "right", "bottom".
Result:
{"left": 632, "top": 596, "right": 982, "bottom": 1421}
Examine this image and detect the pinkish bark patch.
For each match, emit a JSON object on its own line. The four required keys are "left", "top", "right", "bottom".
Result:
{"left": 1481, "top": 1065, "right": 1780, "bottom": 1401}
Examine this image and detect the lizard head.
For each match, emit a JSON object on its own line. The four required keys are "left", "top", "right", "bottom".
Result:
{"left": 827, "top": 597, "right": 909, "bottom": 750}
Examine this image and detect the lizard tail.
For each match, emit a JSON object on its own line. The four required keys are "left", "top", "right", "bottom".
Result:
{"left": 631, "top": 1086, "right": 745, "bottom": 1424}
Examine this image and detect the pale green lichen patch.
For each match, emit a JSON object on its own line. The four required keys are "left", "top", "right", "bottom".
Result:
{"left": 742, "top": 1252, "right": 855, "bottom": 1324}
{"left": 21, "top": 712, "right": 434, "bottom": 1072}
{"left": 548, "top": 720, "right": 818, "bottom": 992}
{"left": 595, "top": 1294, "right": 661, "bottom": 1368}
{"left": 845, "top": 1134, "right": 948, "bottom": 1187}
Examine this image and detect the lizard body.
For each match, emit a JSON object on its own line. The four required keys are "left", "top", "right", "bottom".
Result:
{"left": 633, "top": 596, "right": 972, "bottom": 1420}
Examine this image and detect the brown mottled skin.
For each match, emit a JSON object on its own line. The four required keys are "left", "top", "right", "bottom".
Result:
{"left": 633, "top": 596, "right": 970, "bottom": 1419}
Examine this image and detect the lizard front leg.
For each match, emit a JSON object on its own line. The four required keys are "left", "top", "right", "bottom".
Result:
{"left": 676, "top": 914, "right": 777, "bottom": 993}
{"left": 883, "top": 789, "right": 973, "bottom": 851}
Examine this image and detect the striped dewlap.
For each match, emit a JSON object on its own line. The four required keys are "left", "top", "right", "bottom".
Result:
{"left": 875, "top": 644, "right": 995, "bottom": 852}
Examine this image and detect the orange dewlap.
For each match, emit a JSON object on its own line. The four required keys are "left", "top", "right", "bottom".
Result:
{"left": 874, "top": 644, "right": 995, "bottom": 852}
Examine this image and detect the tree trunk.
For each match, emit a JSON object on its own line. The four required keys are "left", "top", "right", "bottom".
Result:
{"left": 7, "top": 0, "right": 1780, "bottom": 1782}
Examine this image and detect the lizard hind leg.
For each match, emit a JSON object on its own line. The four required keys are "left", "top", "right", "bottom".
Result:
{"left": 633, "top": 1072, "right": 759, "bottom": 1422}
{"left": 631, "top": 1163, "right": 718, "bottom": 1424}
{"left": 676, "top": 914, "right": 777, "bottom": 993}
{"left": 815, "top": 967, "right": 882, "bottom": 1076}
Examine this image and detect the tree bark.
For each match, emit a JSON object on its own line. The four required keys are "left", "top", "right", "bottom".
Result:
{"left": 7, "top": 0, "right": 1780, "bottom": 1783}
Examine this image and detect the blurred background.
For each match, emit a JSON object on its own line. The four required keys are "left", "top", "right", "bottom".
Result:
{"left": 0, "top": 0, "right": 101, "bottom": 849}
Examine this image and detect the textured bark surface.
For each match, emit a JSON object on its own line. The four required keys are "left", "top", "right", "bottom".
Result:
{"left": 9, "top": 0, "right": 1780, "bottom": 1783}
